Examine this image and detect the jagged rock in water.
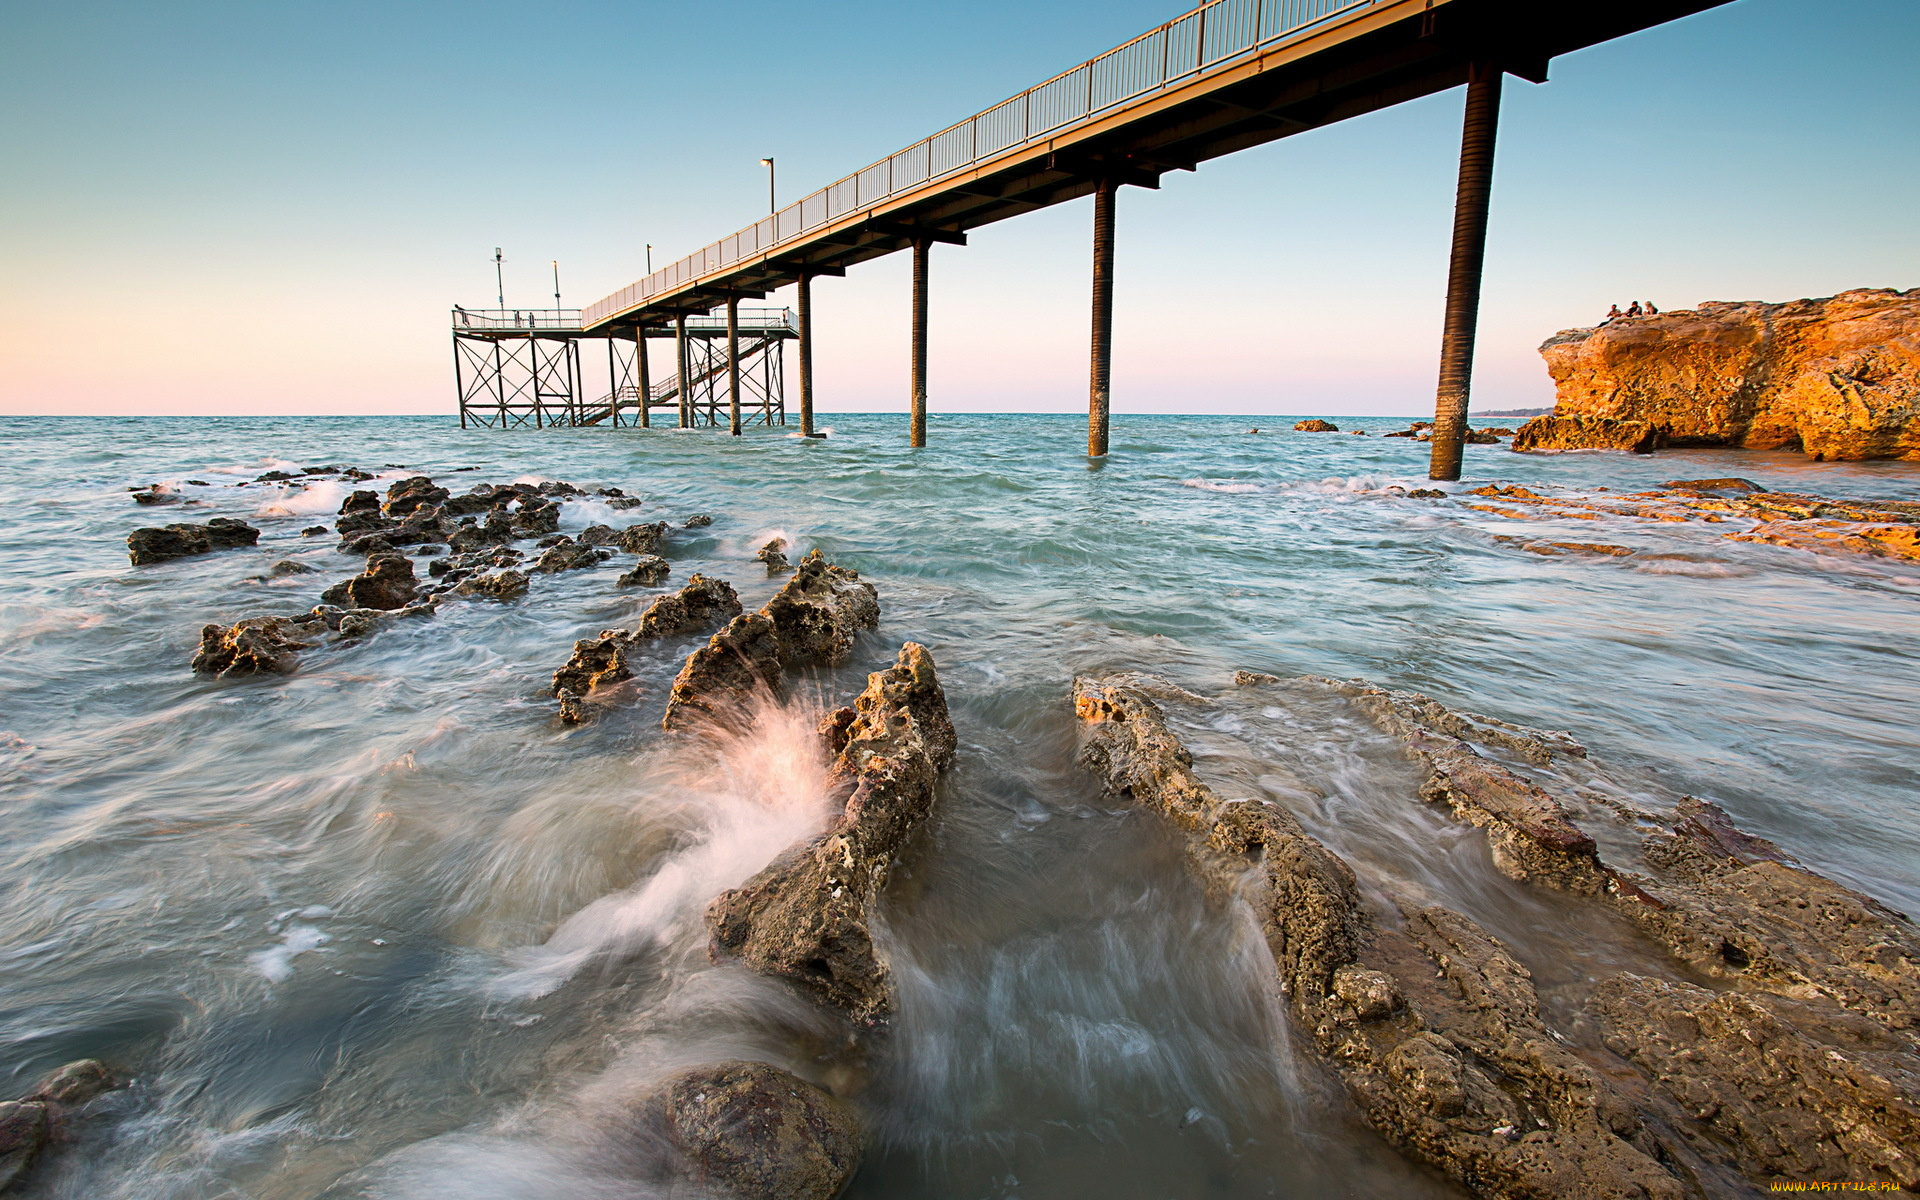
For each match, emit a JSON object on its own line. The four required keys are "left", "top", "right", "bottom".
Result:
{"left": 335, "top": 508, "right": 390, "bottom": 538}
{"left": 537, "top": 480, "right": 583, "bottom": 497}
{"left": 1294, "top": 419, "right": 1340, "bottom": 432}
{"left": 637, "top": 1060, "right": 861, "bottom": 1200}
{"left": 266, "top": 560, "right": 317, "bottom": 578}
{"left": 761, "top": 550, "right": 878, "bottom": 666}
{"left": 301, "top": 525, "right": 327, "bottom": 537}
{"left": 551, "top": 630, "right": 633, "bottom": 703}
{"left": 661, "top": 614, "right": 784, "bottom": 731}
{"left": 606, "top": 496, "right": 645, "bottom": 510}
{"left": 1534, "top": 289, "right": 1920, "bottom": 461}
{"left": 30, "top": 1060, "right": 113, "bottom": 1107}
{"left": 451, "top": 568, "right": 528, "bottom": 600}
{"left": 448, "top": 513, "right": 515, "bottom": 553}
{"left": 192, "top": 617, "right": 311, "bottom": 676}
{"left": 683, "top": 513, "right": 713, "bottom": 528}
{"left": 635, "top": 574, "right": 741, "bottom": 639}
{"left": 0, "top": 1101, "right": 49, "bottom": 1191}
{"left": 756, "top": 537, "right": 792, "bottom": 574}
{"left": 533, "top": 538, "right": 612, "bottom": 573}
{"left": 576, "top": 524, "right": 619, "bottom": 547}
{"left": 660, "top": 554, "right": 879, "bottom": 731}
{"left": 1511, "top": 414, "right": 1663, "bottom": 454}
{"left": 617, "top": 521, "right": 669, "bottom": 555}
{"left": 339, "top": 489, "right": 380, "bottom": 515}
{"left": 126, "top": 518, "right": 261, "bottom": 565}
{"left": 1072, "top": 675, "right": 1694, "bottom": 1200}
{"left": 381, "top": 476, "right": 448, "bottom": 517}
{"left": 442, "top": 484, "right": 519, "bottom": 516}
{"left": 617, "top": 555, "right": 670, "bottom": 587}
{"left": 706, "top": 643, "right": 955, "bottom": 1025}
{"left": 1663, "top": 477, "right": 1764, "bottom": 493}
{"left": 1464, "top": 428, "right": 1502, "bottom": 444}
{"left": 131, "top": 484, "right": 181, "bottom": 505}
{"left": 320, "top": 555, "right": 418, "bottom": 610}
{"left": 510, "top": 497, "right": 561, "bottom": 537}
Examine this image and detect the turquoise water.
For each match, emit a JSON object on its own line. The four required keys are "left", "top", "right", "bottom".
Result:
{"left": 1, "top": 412, "right": 1916, "bottom": 1198}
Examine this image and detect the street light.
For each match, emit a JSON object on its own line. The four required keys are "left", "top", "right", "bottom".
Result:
{"left": 551, "top": 260, "right": 561, "bottom": 316}
{"left": 646, "top": 243, "right": 653, "bottom": 273}
{"left": 761, "top": 157, "right": 775, "bottom": 215}
{"left": 493, "top": 247, "right": 505, "bottom": 308}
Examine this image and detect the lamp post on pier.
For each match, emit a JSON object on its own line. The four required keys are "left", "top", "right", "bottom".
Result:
{"left": 761, "top": 158, "right": 776, "bottom": 214}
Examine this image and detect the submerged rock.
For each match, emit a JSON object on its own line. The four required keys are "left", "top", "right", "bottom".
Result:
{"left": 756, "top": 537, "right": 792, "bottom": 575}
{"left": 320, "top": 555, "right": 418, "bottom": 611}
{"left": 683, "top": 513, "right": 713, "bottom": 528}
{"left": 616, "top": 521, "right": 669, "bottom": 555}
{"left": 130, "top": 484, "right": 181, "bottom": 506}
{"left": 1511, "top": 414, "right": 1663, "bottom": 454}
{"left": 451, "top": 568, "right": 528, "bottom": 600}
{"left": 192, "top": 617, "right": 310, "bottom": 676}
{"left": 707, "top": 642, "right": 955, "bottom": 1026}
{"left": 127, "top": 518, "right": 260, "bottom": 565}
{"left": 533, "top": 539, "right": 613, "bottom": 573}
{"left": 635, "top": 574, "right": 741, "bottom": 639}
{"left": 661, "top": 554, "right": 877, "bottom": 731}
{"left": 617, "top": 555, "right": 670, "bottom": 587}
{"left": 0, "top": 1101, "right": 49, "bottom": 1191}
{"left": 638, "top": 1060, "right": 862, "bottom": 1200}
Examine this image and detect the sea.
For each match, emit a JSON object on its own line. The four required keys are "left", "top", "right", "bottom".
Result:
{"left": 1, "top": 412, "right": 1916, "bottom": 1199}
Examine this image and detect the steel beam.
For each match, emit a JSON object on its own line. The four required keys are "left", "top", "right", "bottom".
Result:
{"left": 798, "top": 272, "right": 815, "bottom": 436}
{"left": 676, "top": 314, "right": 691, "bottom": 428}
{"left": 1427, "top": 64, "right": 1502, "bottom": 481}
{"left": 727, "top": 296, "right": 742, "bottom": 436}
{"left": 1088, "top": 178, "right": 1117, "bottom": 458}
{"left": 910, "top": 238, "right": 929, "bottom": 447}
{"left": 636, "top": 325, "right": 651, "bottom": 428}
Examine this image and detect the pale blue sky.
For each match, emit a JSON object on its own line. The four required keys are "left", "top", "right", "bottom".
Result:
{"left": 1, "top": 0, "right": 1915, "bottom": 415}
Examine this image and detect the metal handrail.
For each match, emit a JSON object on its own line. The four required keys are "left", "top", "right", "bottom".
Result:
{"left": 583, "top": 0, "right": 1375, "bottom": 326}
{"left": 455, "top": 306, "right": 797, "bottom": 333}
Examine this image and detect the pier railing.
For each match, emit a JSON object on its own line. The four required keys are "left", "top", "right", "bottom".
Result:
{"left": 584, "top": 0, "right": 1374, "bottom": 326}
{"left": 454, "top": 306, "right": 797, "bottom": 335}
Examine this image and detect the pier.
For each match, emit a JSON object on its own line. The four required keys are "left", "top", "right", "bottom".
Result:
{"left": 453, "top": 307, "right": 796, "bottom": 430}
{"left": 464, "top": 0, "right": 1730, "bottom": 474}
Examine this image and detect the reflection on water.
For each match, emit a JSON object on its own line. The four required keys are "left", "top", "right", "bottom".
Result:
{"left": 0, "top": 413, "right": 1915, "bottom": 1197}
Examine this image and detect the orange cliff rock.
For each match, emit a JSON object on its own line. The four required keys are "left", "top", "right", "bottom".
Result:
{"left": 1513, "top": 288, "right": 1920, "bottom": 460}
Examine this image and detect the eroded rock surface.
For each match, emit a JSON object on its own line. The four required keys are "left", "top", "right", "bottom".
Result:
{"left": 127, "top": 518, "right": 260, "bottom": 565}
{"left": 637, "top": 574, "right": 741, "bottom": 639}
{"left": 662, "top": 553, "right": 877, "bottom": 731}
{"left": 1527, "top": 288, "right": 1920, "bottom": 460}
{"left": 636, "top": 1060, "right": 862, "bottom": 1200}
{"left": 320, "top": 555, "right": 418, "bottom": 611}
{"left": 707, "top": 642, "right": 954, "bottom": 1026}
{"left": 192, "top": 617, "right": 312, "bottom": 676}
{"left": 617, "top": 555, "right": 670, "bottom": 587}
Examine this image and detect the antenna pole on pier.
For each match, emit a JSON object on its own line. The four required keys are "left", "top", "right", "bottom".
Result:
{"left": 675, "top": 314, "right": 692, "bottom": 429}
{"left": 798, "top": 272, "right": 815, "bottom": 436}
{"left": 636, "top": 324, "right": 651, "bottom": 428}
{"left": 910, "top": 238, "right": 929, "bottom": 447}
{"left": 1088, "top": 177, "right": 1117, "bottom": 458}
{"left": 727, "top": 297, "right": 743, "bottom": 436}
{"left": 1428, "top": 63, "right": 1503, "bottom": 481}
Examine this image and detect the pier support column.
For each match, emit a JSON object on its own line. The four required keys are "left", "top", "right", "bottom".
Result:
{"left": 675, "top": 314, "right": 692, "bottom": 429}
{"left": 910, "top": 238, "right": 929, "bottom": 447}
{"left": 727, "top": 297, "right": 742, "bottom": 436}
{"left": 798, "top": 272, "right": 815, "bottom": 436}
{"left": 1088, "top": 177, "right": 1117, "bottom": 458}
{"left": 1428, "top": 64, "right": 1503, "bottom": 481}
{"left": 635, "top": 324, "right": 651, "bottom": 428}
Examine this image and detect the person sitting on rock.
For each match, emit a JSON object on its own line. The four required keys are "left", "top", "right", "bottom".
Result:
{"left": 1606, "top": 304, "right": 1623, "bottom": 322}
{"left": 1644, "top": 300, "right": 1659, "bottom": 315}
{"left": 1626, "top": 301, "right": 1643, "bottom": 318}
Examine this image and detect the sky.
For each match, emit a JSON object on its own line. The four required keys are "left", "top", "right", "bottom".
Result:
{"left": 1, "top": 0, "right": 1915, "bottom": 418}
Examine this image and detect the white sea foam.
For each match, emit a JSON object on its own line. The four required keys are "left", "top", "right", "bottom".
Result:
{"left": 491, "top": 699, "right": 836, "bottom": 1000}
{"left": 248, "top": 922, "right": 330, "bottom": 983}
{"left": 1180, "top": 478, "right": 1266, "bottom": 494}
{"left": 253, "top": 479, "right": 348, "bottom": 518}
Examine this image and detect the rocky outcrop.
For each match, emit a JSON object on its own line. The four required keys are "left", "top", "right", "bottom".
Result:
{"left": 320, "top": 555, "right": 418, "bottom": 610}
{"left": 663, "top": 553, "right": 878, "bottom": 731}
{"left": 532, "top": 538, "right": 612, "bottom": 573}
{"left": 127, "top": 518, "right": 260, "bottom": 565}
{"left": 1295, "top": 419, "right": 1340, "bottom": 432}
{"left": 193, "top": 617, "right": 312, "bottom": 676}
{"left": 617, "top": 555, "right": 670, "bottom": 587}
{"left": 381, "top": 476, "right": 449, "bottom": 517}
{"left": 707, "top": 642, "right": 954, "bottom": 1027}
{"left": 617, "top": 521, "right": 669, "bottom": 555}
{"left": 551, "top": 631, "right": 636, "bottom": 723}
{"left": 1526, "top": 288, "right": 1920, "bottom": 460}
{"left": 0, "top": 1059, "right": 116, "bottom": 1192}
{"left": 1073, "top": 675, "right": 1685, "bottom": 1200}
{"left": 635, "top": 1061, "right": 862, "bottom": 1200}
{"left": 637, "top": 574, "right": 741, "bottom": 639}
{"left": 450, "top": 568, "right": 529, "bottom": 600}
{"left": 756, "top": 538, "right": 792, "bottom": 574}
